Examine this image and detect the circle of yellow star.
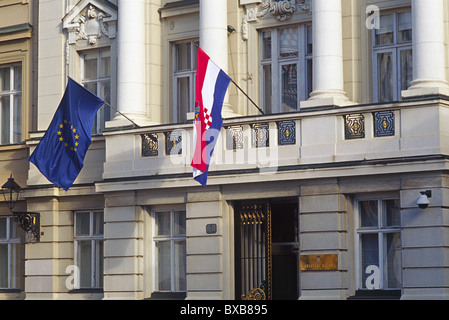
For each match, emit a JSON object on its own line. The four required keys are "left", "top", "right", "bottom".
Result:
{"left": 56, "top": 120, "right": 80, "bottom": 152}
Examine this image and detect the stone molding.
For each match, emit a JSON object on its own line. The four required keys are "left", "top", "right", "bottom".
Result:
{"left": 241, "top": 0, "right": 311, "bottom": 40}
{"left": 63, "top": 0, "right": 117, "bottom": 45}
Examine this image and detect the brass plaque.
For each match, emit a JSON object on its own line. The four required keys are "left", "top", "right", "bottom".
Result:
{"left": 300, "top": 254, "right": 338, "bottom": 271}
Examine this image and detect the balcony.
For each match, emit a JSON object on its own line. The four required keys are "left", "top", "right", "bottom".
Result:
{"left": 24, "top": 96, "right": 449, "bottom": 193}
{"left": 95, "top": 96, "right": 449, "bottom": 193}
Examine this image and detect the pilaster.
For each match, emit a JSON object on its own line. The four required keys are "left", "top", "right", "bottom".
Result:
{"left": 185, "top": 189, "right": 231, "bottom": 299}
{"left": 298, "top": 180, "right": 348, "bottom": 299}
{"left": 103, "top": 192, "right": 144, "bottom": 300}
{"left": 23, "top": 196, "right": 70, "bottom": 300}
{"left": 400, "top": 174, "right": 449, "bottom": 299}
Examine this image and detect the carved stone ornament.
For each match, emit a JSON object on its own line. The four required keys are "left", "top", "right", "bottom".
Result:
{"left": 247, "top": 0, "right": 310, "bottom": 22}
{"left": 242, "top": 0, "right": 311, "bottom": 40}
{"left": 63, "top": 0, "right": 117, "bottom": 45}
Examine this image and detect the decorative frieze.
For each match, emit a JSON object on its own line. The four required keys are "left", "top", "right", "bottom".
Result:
{"left": 226, "top": 126, "right": 244, "bottom": 150}
{"left": 344, "top": 114, "right": 365, "bottom": 140}
{"left": 141, "top": 133, "right": 158, "bottom": 157}
{"left": 374, "top": 111, "right": 395, "bottom": 137}
{"left": 63, "top": 0, "right": 117, "bottom": 45}
{"left": 165, "top": 131, "right": 182, "bottom": 155}
{"left": 242, "top": 0, "right": 311, "bottom": 39}
{"left": 277, "top": 120, "right": 296, "bottom": 146}
{"left": 243, "top": 0, "right": 311, "bottom": 22}
{"left": 252, "top": 123, "right": 270, "bottom": 148}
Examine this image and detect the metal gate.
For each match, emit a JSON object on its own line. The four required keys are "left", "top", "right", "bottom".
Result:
{"left": 235, "top": 202, "right": 272, "bottom": 300}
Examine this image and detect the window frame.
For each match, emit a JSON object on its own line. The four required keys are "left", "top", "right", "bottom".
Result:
{"left": 354, "top": 197, "right": 402, "bottom": 291}
{"left": 80, "top": 48, "right": 111, "bottom": 134}
{"left": 0, "top": 216, "right": 21, "bottom": 289}
{"left": 74, "top": 210, "right": 104, "bottom": 289}
{"left": 0, "top": 64, "right": 22, "bottom": 145}
{"left": 372, "top": 9, "right": 412, "bottom": 103}
{"left": 151, "top": 209, "right": 186, "bottom": 294}
{"left": 172, "top": 40, "right": 199, "bottom": 123}
{"left": 259, "top": 24, "right": 312, "bottom": 114}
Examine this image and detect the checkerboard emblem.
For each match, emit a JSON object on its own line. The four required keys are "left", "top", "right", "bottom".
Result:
{"left": 191, "top": 47, "right": 231, "bottom": 187}
{"left": 204, "top": 108, "right": 212, "bottom": 130}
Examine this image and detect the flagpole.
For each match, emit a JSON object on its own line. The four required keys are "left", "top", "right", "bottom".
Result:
{"left": 103, "top": 101, "right": 140, "bottom": 128}
{"left": 230, "top": 79, "right": 265, "bottom": 115}
{"left": 194, "top": 45, "right": 264, "bottom": 116}
{"left": 67, "top": 76, "right": 140, "bottom": 128}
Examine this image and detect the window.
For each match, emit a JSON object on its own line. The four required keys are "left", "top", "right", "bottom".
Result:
{"left": 260, "top": 25, "right": 312, "bottom": 114}
{"left": 81, "top": 49, "right": 111, "bottom": 134}
{"left": 0, "top": 65, "right": 22, "bottom": 145}
{"left": 152, "top": 210, "right": 186, "bottom": 293}
{"left": 74, "top": 211, "right": 104, "bottom": 289}
{"left": 0, "top": 216, "right": 21, "bottom": 289}
{"left": 373, "top": 10, "right": 412, "bottom": 102}
{"left": 355, "top": 198, "right": 401, "bottom": 291}
{"left": 173, "top": 40, "right": 198, "bottom": 123}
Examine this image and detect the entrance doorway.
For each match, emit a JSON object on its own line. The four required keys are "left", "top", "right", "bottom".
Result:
{"left": 234, "top": 199, "right": 299, "bottom": 300}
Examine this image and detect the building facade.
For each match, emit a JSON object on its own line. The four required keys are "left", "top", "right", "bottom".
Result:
{"left": 1, "top": 0, "right": 449, "bottom": 300}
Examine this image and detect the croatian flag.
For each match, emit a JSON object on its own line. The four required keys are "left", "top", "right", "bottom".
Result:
{"left": 191, "top": 47, "right": 231, "bottom": 187}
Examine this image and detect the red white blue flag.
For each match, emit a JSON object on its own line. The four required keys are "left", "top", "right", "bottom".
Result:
{"left": 191, "top": 47, "right": 231, "bottom": 187}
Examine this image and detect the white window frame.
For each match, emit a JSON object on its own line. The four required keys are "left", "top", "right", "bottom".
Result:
{"left": 151, "top": 209, "right": 186, "bottom": 294}
{"left": 80, "top": 49, "right": 111, "bottom": 134}
{"left": 74, "top": 211, "right": 104, "bottom": 289}
{"left": 372, "top": 9, "right": 412, "bottom": 103}
{"left": 0, "top": 216, "right": 20, "bottom": 289}
{"left": 259, "top": 24, "right": 312, "bottom": 114}
{"left": 172, "top": 40, "right": 199, "bottom": 123}
{"left": 0, "top": 64, "right": 22, "bottom": 145}
{"left": 354, "top": 197, "right": 402, "bottom": 291}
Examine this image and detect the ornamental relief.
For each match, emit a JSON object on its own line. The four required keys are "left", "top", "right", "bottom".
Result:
{"left": 63, "top": 1, "right": 117, "bottom": 46}
{"left": 77, "top": 5, "right": 111, "bottom": 45}
{"left": 244, "top": 0, "right": 311, "bottom": 22}
{"left": 258, "top": 0, "right": 311, "bottom": 21}
{"left": 242, "top": 0, "right": 311, "bottom": 40}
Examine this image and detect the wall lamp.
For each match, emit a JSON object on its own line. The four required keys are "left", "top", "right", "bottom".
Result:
{"left": 2, "top": 175, "right": 40, "bottom": 242}
{"left": 416, "top": 190, "right": 432, "bottom": 209}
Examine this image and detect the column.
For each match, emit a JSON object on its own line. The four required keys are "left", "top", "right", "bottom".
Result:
{"left": 199, "top": 0, "right": 236, "bottom": 117}
{"left": 301, "top": 0, "right": 350, "bottom": 108}
{"left": 112, "top": 0, "right": 150, "bottom": 127}
{"left": 402, "top": 0, "right": 449, "bottom": 98}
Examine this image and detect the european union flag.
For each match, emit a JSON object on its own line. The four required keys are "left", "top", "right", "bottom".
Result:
{"left": 29, "top": 78, "right": 104, "bottom": 191}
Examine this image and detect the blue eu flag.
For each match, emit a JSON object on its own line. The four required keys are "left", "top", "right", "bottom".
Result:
{"left": 29, "top": 78, "right": 104, "bottom": 191}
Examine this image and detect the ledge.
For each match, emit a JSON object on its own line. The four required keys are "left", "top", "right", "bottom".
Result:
{"left": 146, "top": 292, "right": 186, "bottom": 300}
{"left": 159, "top": 0, "right": 199, "bottom": 18}
{"left": 0, "top": 288, "right": 21, "bottom": 293}
{"left": 0, "top": 23, "right": 32, "bottom": 42}
{"left": 0, "top": 23, "right": 32, "bottom": 35}
{"left": 348, "top": 289, "right": 401, "bottom": 300}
